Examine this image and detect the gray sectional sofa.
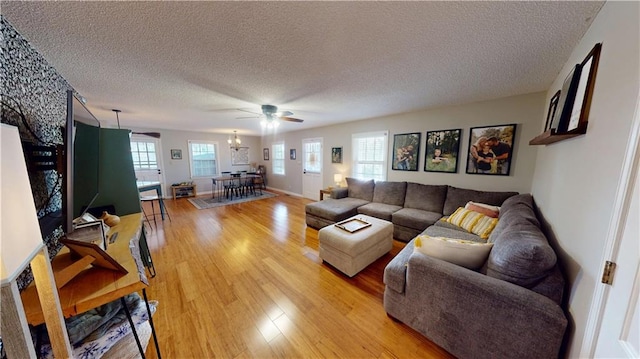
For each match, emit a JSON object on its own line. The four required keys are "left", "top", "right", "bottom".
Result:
{"left": 305, "top": 177, "right": 516, "bottom": 242}
{"left": 305, "top": 178, "right": 568, "bottom": 358}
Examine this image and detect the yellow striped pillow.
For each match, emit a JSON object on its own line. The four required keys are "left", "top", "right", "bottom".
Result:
{"left": 446, "top": 207, "right": 498, "bottom": 239}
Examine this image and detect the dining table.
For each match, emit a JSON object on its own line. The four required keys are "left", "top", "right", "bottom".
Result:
{"left": 212, "top": 174, "right": 259, "bottom": 201}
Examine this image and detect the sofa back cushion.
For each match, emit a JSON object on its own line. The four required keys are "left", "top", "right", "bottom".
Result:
{"left": 373, "top": 181, "right": 407, "bottom": 206}
{"left": 403, "top": 183, "right": 448, "bottom": 213}
{"left": 443, "top": 186, "right": 518, "bottom": 216}
{"left": 346, "top": 177, "right": 375, "bottom": 202}
{"left": 486, "top": 194, "right": 558, "bottom": 288}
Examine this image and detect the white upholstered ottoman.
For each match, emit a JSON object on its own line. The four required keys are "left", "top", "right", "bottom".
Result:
{"left": 319, "top": 215, "right": 393, "bottom": 277}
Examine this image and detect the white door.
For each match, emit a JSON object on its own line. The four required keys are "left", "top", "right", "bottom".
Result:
{"left": 302, "top": 138, "right": 323, "bottom": 200}
{"left": 594, "top": 164, "right": 640, "bottom": 358}
{"left": 130, "top": 135, "right": 166, "bottom": 193}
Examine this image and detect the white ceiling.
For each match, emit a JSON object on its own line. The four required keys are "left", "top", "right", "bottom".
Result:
{"left": 2, "top": 1, "right": 604, "bottom": 136}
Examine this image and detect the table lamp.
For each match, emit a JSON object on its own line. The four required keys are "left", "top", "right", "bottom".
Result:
{"left": 334, "top": 173, "right": 343, "bottom": 187}
{"left": 0, "top": 124, "right": 72, "bottom": 358}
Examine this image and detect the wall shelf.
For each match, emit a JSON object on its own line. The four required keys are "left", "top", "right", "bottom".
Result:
{"left": 529, "top": 122, "right": 588, "bottom": 145}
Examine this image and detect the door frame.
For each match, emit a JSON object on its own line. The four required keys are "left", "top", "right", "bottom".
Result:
{"left": 582, "top": 96, "right": 640, "bottom": 356}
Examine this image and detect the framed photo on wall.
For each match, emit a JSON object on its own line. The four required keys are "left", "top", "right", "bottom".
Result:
{"left": 392, "top": 132, "right": 421, "bottom": 171}
{"left": 170, "top": 149, "right": 182, "bottom": 160}
{"left": 331, "top": 147, "right": 343, "bottom": 163}
{"left": 544, "top": 90, "right": 561, "bottom": 132}
{"left": 466, "top": 124, "right": 517, "bottom": 176}
{"left": 290, "top": 149, "right": 296, "bottom": 160}
{"left": 263, "top": 148, "right": 269, "bottom": 161}
{"left": 424, "top": 129, "right": 461, "bottom": 173}
{"left": 231, "top": 147, "right": 250, "bottom": 165}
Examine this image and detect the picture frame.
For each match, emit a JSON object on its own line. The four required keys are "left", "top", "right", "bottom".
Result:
{"left": 231, "top": 147, "right": 250, "bottom": 165}
{"left": 263, "top": 148, "right": 269, "bottom": 161}
{"left": 392, "top": 132, "right": 421, "bottom": 171}
{"left": 290, "top": 149, "right": 296, "bottom": 160}
{"left": 544, "top": 90, "right": 561, "bottom": 132}
{"left": 567, "top": 43, "right": 602, "bottom": 132}
{"left": 466, "top": 124, "right": 517, "bottom": 176}
{"left": 331, "top": 147, "right": 343, "bottom": 164}
{"left": 551, "top": 63, "right": 582, "bottom": 133}
{"left": 60, "top": 238, "right": 128, "bottom": 273}
{"left": 170, "top": 149, "right": 182, "bottom": 160}
{"left": 424, "top": 129, "right": 461, "bottom": 173}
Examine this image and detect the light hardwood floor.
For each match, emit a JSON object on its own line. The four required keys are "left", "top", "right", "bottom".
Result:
{"left": 142, "top": 191, "right": 454, "bottom": 358}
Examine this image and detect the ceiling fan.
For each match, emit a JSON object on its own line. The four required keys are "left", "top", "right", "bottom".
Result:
{"left": 237, "top": 105, "right": 304, "bottom": 128}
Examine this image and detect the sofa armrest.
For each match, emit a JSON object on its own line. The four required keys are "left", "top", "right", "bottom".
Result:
{"left": 331, "top": 187, "right": 349, "bottom": 199}
{"left": 403, "top": 252, "right": 567, "bottom": 359}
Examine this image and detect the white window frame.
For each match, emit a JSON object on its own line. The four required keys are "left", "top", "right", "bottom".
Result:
{"left": 188, "top": 140, "right": 220, "bottom": 178}
{"left": 352, "top": 131, "right": 388, "bottom": 181}
{"left": 272, "top": 141, "right": 285, "bottom": 175}
{"left": 130, "top": 136, "right": 159, "bottom": 171}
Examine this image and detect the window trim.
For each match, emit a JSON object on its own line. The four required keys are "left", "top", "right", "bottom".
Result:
{"left": 272, "top": 141, "right": 285, "bottom": 176}
{"left": 187, "top": 140, "right": 220, "bottom": 179}
{"left": 351, "top": 130, "right": 389, "bottom": 181}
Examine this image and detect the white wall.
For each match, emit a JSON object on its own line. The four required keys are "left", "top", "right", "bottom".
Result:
{"left": 129, "top": 127, "right": 262, "bottom": 194}
{"left": 262, "top": 92, "right": 545, "bottom": 195}
{"left": 530, "top": 2, "right": 640, "bottom": 357}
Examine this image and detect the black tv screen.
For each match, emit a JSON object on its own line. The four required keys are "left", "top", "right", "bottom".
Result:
{"left": 64, "top": 90, "right": 100, "bottom": 234}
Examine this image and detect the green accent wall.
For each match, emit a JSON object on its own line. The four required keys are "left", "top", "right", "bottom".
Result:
{"left": 92, "top": 128, "right": 141, "bottom": 215}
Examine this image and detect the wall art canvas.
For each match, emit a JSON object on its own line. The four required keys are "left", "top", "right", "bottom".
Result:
{"left": 331, "top": 147, "right": 343, "bottom": 163}
{"left": 424, "top": 129, "right": 461, "bottom": 173}
{"left": 392, "top": 132, "right": 421, "bottom": 171}
{"left": 466, "top": 124, "right": 516, "bottom": 176}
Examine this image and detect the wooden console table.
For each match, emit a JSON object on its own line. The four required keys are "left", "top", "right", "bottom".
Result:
{"left": 171, "top": 184, "right": 197, "bottom": 200}
{"left": 320, "top": 188, "right": 332, "bottom": 200}
{"left": 20, "top": 213, "right": 161, "bottom": 358}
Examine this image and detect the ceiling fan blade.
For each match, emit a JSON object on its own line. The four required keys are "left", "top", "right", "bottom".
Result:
{"left": 276, "top": 111, "right": 293, "bottom": 117}
{"left": 236, "top": 116, "right": 262, "bottom": 119}
{"left": 281, "top": 117, "right": 304, "bottom": 123}
{"left": 237, "top": 108, "right": 262, "bottom": 115}
{"left": 132, "top": 131, "right": 161, "bottom": 138}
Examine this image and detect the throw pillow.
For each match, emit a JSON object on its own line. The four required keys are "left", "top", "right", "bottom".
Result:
{"left": 414, "top": 235, "right": 493, "bottom": 269}
{"left": 465, "top": 201, "right": 500, "bottom": 218}
{"left": 446, "top": 207, "right": 499, "bottom": 239}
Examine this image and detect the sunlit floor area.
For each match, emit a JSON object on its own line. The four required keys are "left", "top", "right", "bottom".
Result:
{"left": 141, "top": 191, "right": 454, "bottom": 358}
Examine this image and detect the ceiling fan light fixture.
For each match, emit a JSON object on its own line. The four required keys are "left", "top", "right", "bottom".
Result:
{"left": 228, "top": 130, "right": 241, "bottom": 150}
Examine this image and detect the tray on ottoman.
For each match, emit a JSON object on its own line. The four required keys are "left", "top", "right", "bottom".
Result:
{"left": 319, "top": 214, "right": 393, "bottom": 277}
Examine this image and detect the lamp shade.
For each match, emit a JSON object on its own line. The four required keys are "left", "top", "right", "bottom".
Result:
{"left": 0, "top": 124, "right": 45, "bottom": 285}
{"left": 334, "top": 173, "right": 343, "bottom": 185}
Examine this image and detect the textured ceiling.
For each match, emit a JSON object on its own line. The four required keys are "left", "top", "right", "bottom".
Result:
{"left": 2, "top": 1, "right": 603, "bottom": 136}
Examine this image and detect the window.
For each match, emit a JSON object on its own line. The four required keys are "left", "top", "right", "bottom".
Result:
{"left": 272, "top": 142, "right": 285, "bottom": 175}
{"left": 188, "top": 141, "right": 219, "bottom": 178}
{"left": 130, "top": 139, "right": 158, "bottom": 170}
{"left": 352, "top": 131, "right": 388, "bottom": 181}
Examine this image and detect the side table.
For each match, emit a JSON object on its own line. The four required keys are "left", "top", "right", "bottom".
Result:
{"left": 319, "top": 188, "right": 332, "bottom": 200}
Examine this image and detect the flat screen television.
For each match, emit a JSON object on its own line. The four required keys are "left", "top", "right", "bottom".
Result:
{"left": 63, "top": 90, "right": 101, "bottom": 234}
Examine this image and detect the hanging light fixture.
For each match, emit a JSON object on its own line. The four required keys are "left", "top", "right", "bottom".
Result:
{"left": 228, "top": 130, "right": 241, "bottom": 151}
{"left": 112, "top": 109, "right": 121, "bottom": 129}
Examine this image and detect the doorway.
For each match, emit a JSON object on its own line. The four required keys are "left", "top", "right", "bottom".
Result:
{"left": 302, "top": 138, "right": 323, "bottom": 200}
{"left": 130, "top": 134, "right": 166, "bottom": 195}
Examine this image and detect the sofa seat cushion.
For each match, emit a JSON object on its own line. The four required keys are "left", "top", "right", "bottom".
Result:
{"left": 443, "top": 186, "right": 518, "bottom": 216}
{"left": 346, "top": 177, "right": 375, "bottom": 202}
{"left": 392, "top": 208, "right": 442, "bottom": 231}
{"left": 403, "top": 183, "right": 448, "bottom": 213}
{"left": 305, "top": 198, "right": 369, "bottom": 222}
{"left": 357, "top": 202, "right": 403, "bottom": 221}
{"left": 423, "top": 221, "right": 485, "bottom": 243}
{"left": 373, "top": 181, "right": 407, "bottom": 206}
